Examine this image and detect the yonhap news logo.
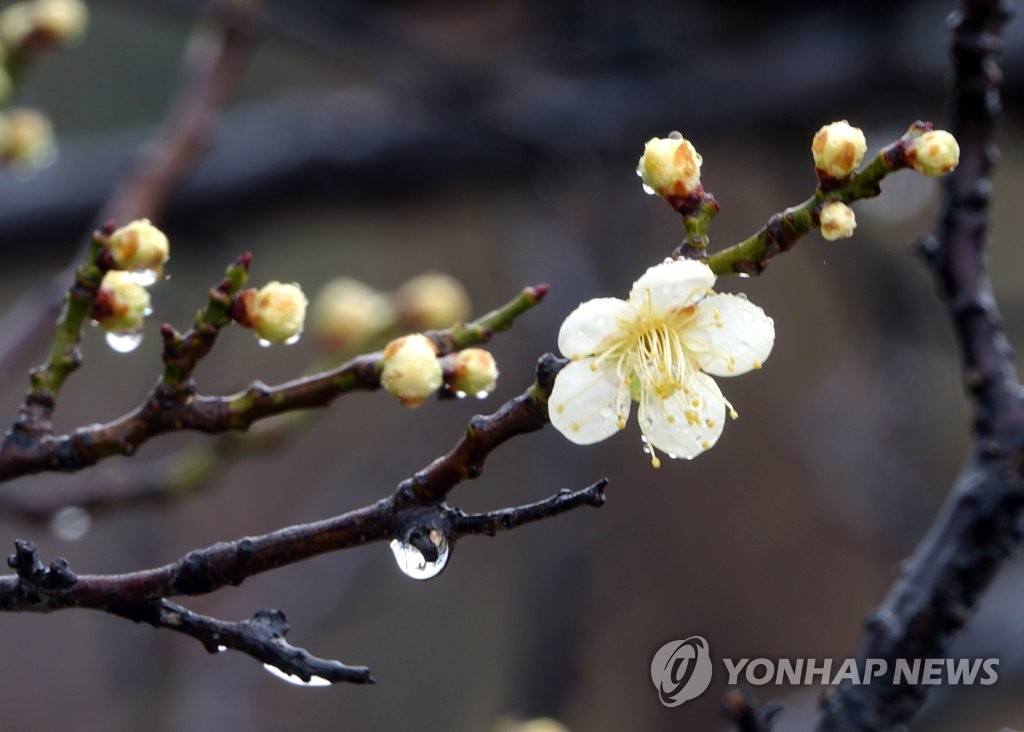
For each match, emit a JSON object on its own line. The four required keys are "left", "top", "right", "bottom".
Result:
{"left": 650, "top": 636, "right": 999, "bottom": 707}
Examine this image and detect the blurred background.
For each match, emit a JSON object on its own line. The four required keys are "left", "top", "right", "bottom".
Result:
{"left": 0, "top": 0, "right": 1023, "bottom": 729}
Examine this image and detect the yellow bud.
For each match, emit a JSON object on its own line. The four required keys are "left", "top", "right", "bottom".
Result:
{"left": 910, "top": 130, "right": 959, "bottom": 177}
{"left": 811, "top": 120, "right": 867, "bottom": 179}
{"left": 0, "top": 3, "right": 34, "bottom": 49}
{"left": 108, "top": 219, "right": 170, "bottom": 274}
{"left": 34, "top": 0, "right": 88, "bottom": 44}
{"left": 637, "top": 135, "right": 703, "bottom": 197}
{"left": 1, "top": 108, "right": 54, "bottom": 168}
{"left": 94, "top": 270, "right": 151, "bottom": 333}
{"left": 819, "top": 201, "right": 857, "bottom": 241}
{"left": 449, "top": 348, "right": 498, "bottom": 396}
{"left": 381, "top": 333, "right": 442, "bottom": 408}
{"left": 248, "top": 282, "right": 307, "bottom": 344}
{"left": 395, "top": 273, "right": 471, "bottom": 330}
{"left": 311, "top": 277, "right": 395, "bottom": 349}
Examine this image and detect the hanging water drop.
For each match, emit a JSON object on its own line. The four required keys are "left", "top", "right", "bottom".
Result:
{"left": 262, "top": 664, "right": 331, "bottom": 687}
{"left": 454, "top": 390, "right": 467, "bottom": 399}
{"left": 128, "top": 269, "right": 159, "bottom": 287}
{"left": 736, "top": 272, "right": 752, "bottom": 279}
{"left": 49, "top": 505, "right": 92, "bottom": 542}
{"left": 283, "top": 332, "right": 302, "bottom": 346}
{"left": 389, "top": 530, "right": 449, "bottom": 580}
{"left": 641, "top": 183, "right": 656, "bottom": 196}
{"left": 256, "top": 338, "right": 273, "bottom": 348}
{"left": 105, "top": 330, "right": 144, "bottom": 353}
{"left": 215, "top": 645, "right": 227, "bottom": 653}
{"left": 474, "top": 390, "right": 490, "bottom": 399}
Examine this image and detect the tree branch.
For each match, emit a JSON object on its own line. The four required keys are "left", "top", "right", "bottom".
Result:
{"left": 816, "top": 1, "right": 1020, "bottom": 729}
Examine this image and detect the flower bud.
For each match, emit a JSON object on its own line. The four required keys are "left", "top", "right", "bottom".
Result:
{"left": 311, "top": 277, "right": 395, "bottom": 349}
{"left": 107, "top": 218, "right": 170, "bottom": 274}
{"left": 0, "top": 3, "right": 35, "bottom": 49}
{"left": 239, "top": 282, "right": 308, "bottom": 344}
{"left": 0, "top": 108, "right": 54, "bottom": 168}
{"left": 811, "top": 120, "right": 867, "bottom": 179}
{"left": 819, "top": 201, "right": 857, "bottom": 241}
{"left": 447, "top": 348, "right": 498, "bottom": 396}
{"left": 636, "top": 135, "right": 703, "bottom": 197}
{"left": 93, "top": 270, "right": 151, "bottom": 333}
{"left": 395, "top": 273, "right": 471, "bottom": 330}
{"left": 909, "top": 130, "right": 959, "bottom": 177}
{"left": 33, "top": 0, "right": 87, "bottom": 44}
{"left": 381, "top": 333, "right": 442, "bottom": 407}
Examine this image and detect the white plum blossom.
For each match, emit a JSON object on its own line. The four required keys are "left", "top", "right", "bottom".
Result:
{"left": 549, "top": 259, "right": 775, "bottom": 466}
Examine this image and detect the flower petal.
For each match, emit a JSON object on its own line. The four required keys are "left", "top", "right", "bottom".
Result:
{"left": 628, "top": 259, "right": 716, "bottom": 317}
{"left": 548, "top": 360, "right": 627, "bottom": 445}
{"left": 638, "top": 372, "right": 726, "bottom": 459}
{"left": 688, "top": 293, "right": 775, "bottom": 376}
{"left": 557, "top": 297, "right": 633, "bottom": 359}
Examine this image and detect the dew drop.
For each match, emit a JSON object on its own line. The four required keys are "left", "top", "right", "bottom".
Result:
{"left": 474, "top": 390, "right": 490, "bottom": 399}
{"left": 128, "top": 269, "right": 159, "bottom": 287}
{"left": 737, "top": 272, "right": 752, "bottom": 279}
{"left": 668, "top": 453, "right": 679, "bottom": 460}
{"left": 283, "top": 332, "right": 302, "bottom": 346}
{"left": 735, "top": 292, "right": 749, "bottom": 300}
{"left": 454, "top": 390, "right": 467, "bottom": 399}
{"left": 215, "top": 645, "right": 227, "bottom": 653}
{"left": 257, "top": 338, "right": 273, "bottom": 348}
{"left": 389, "top": 530, "right": 449, "bottom": 580}
{"left": 105, "top": 330, "right": 144, "bottom": 353}
{"left": 49, "top": 505, "right": 91, "bottom": 542}
{"left": 262, "top": 664, "right": 331, "bottom": 687}
{"left": 641, "top": 183, "right": 656, "bottom": 196}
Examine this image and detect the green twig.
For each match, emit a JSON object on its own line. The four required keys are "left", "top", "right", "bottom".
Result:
{"left": 705, "top": 122, "right": 932, "bottom": 276}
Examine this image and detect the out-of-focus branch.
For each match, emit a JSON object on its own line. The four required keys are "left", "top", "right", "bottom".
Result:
{"left": 816, "top": 1, "right": 1020, "bottom": 729}
{"left": 0, "top": 355, "right": 607, "bottom": 683}
{"left": 722, "top": 688, "right": 784, "bottom": 732}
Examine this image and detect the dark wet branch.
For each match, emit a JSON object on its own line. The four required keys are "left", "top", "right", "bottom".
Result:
{"left": 0, "top": 357, "right": 606, "bottom": 683}
{"left": 816, "top": 1, "right": 1022, "bottom": 730}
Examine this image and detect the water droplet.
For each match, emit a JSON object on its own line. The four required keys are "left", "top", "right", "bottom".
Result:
{"left": 737, "top": 272, "right": 751, "bottom": 279}
{"left": 641, "top": 183, "right": 656, "bottom": 196}
{"left": 105, "top": 330, "right": 144, "bottom": 353}
{"left": 283, "top": 332, "right": 302, "bottom": 346}
{"left": 390, "top": 530, "right": 449, "bottom": 580}
{"left": 668, "top": 453, "right": 679, "bottom": 460}
{"left": 262, "top": 664, "right": 331, "bottom": 687}
{"left": 668, "top": 130, "right": 683, "bottom": 140}
{"left": 735, "top": 292, "right": 749, "bottom": 300}
{"left": 128, "top": 269, "right": 159, "bottom": 287}
{"left": 216, "top": 645, "right": 227, "bottom": 653}
{"left": 49, "top": 506, "right": 91, "bottom": 542}
{"left": 454, "top": 390, "right": 467, "bottom": 399}
{"left": 474, "top": 390, "right": 490, "bottom": 399}
{"left": 257, "top": 338, "right": 273, "bottom": 348}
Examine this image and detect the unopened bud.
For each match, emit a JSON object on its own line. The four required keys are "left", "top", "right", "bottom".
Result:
{"left": 93, "top": 271, "right": 151, "bottom": 333}
{"left": 34, "top": 0, "right": 88, "bottom": 44}
{"left": 381, "top": 333, "right": 442, "bottom": 407}
{"left": 909, "top": 130, "right": 959, "bottom": 177}
{"left": 107, "top": 218, "right": 170, "bottom": 274}
{"left": 0, "top": 108, "right": 54, "bottom": 168}
{"left": 447, "top": 348, "right": 498, "bottom": 397}
{"left": 395, "top": 273, "right": 471, "bottom": 330}
{"left": 236, "top": 282, "right": 308, "bottom": 345}
{"left": 819, "top": 201, "right": 857, "bottom": 241}
{"left": 311, "top": 278, "right": 395, "bottom": 349}
{"left": 0, "top": 3, "right": 34, "bottom": 49}
{"left": 811, "top": 120, "right": 867, "bottom": 179}
{"left": 636, "top": 135, "right": 703, "bottom": 197}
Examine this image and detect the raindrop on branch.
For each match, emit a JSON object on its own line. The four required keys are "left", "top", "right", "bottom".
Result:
{"left": 262, "top": 664, "right": 331, "bottom": 687}
{"left": 105, "top": 330, "right": 144, "bottom": 353}
{"left": 389, "top": 529, "right": 450, "bottom": 580}
{"left": 128, "top": 269, "right": 159, "bottom": 287}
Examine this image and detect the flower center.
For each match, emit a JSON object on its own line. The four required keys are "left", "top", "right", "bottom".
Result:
{"left": 625, "top": 306, "right": 697, "bottom": 400}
